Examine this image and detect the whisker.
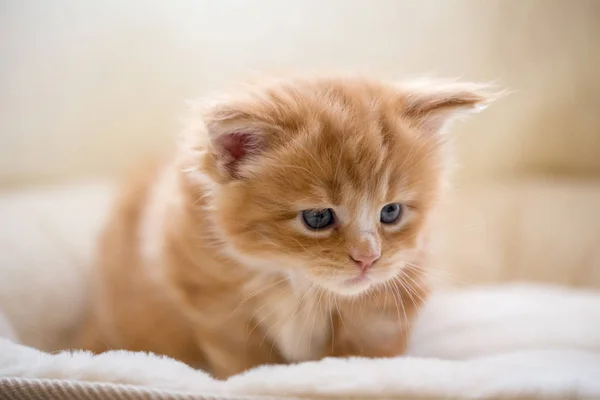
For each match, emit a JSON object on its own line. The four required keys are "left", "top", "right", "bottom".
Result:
{"left": 228, "top": 277, "right": 288, "bottom": 320}
{"left": 307, "top": 287, "right": 325, "bottom": 355}
{"left": 327, "top": 293, "right": 335, "bottom": 353}
{"left": 293, "top": 284, "right": 319, "bottom": 361}
{"left": 333, "top": 295, "right": 347, "bottom": 332}
{"left": 247, "top": 284, "right": 290, "bottom": 338}
{"left": 403, "top": 261, "right": 469, "bottom": 286}
{"left": 399, "top": 272, "right": 426, "bottom": 306}
{"left": 267, "top": 287, "right": 312, "bottom": 358}
{"left": 389, "top": 278, "right": 409, "bottom": 328}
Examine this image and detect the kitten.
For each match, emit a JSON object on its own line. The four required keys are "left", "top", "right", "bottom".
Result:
{"left": 80, "top": 75, "right": 492, "bottom": 378}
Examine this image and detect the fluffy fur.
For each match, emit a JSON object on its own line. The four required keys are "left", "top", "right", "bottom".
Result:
{"left": 80, "top": 75, "right": 491, "bottom": 378}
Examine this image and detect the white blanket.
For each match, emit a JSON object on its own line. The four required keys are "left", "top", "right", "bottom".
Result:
{"left": 2, "top": 284, "right": 600, "bottom": 399}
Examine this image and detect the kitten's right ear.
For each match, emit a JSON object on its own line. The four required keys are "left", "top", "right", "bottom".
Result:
{"left": 208, "top": 128, "right": 266, "bottom": 179}
{"left": 201, "top": 103, "right": 269, "bottom": 180}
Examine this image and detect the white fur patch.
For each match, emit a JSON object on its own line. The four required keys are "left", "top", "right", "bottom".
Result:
{"left": 276, "top": 306, "right": 329, "bottom": 362}
{"left": 255, "top": 278, "right": 331, "bottom": 363}
{"left": 355, "top": 195, "right": 377, "bottom": 233}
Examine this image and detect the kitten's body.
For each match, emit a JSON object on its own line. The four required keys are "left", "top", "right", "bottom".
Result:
{"left": 81, "top": 76, "right": 490, "bottom": 378}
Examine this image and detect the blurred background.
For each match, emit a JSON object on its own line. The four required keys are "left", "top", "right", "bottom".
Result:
{"left": 2, "top": 0, "right": 600, "bottom": 187}
{"left": 0, "top": 0, "right": 599, "bottom": 349}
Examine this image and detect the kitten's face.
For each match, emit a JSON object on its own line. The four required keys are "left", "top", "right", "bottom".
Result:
{"left": 190, "top": 77, "right": 489, "bottom": 296}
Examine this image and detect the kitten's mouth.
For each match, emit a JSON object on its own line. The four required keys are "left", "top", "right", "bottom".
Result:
{"left": 333, "top": 266, "right": 400, "bottom": 296}
{"left": 311, "top": 266, "right": 397, "bottom": 297}
{"left": 327, "top": 273, "right": 373, "bottom": 296}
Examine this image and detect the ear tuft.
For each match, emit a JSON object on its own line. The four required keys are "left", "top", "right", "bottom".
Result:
{"left": 398, "top": 79, "right": 502, "bottom": 136}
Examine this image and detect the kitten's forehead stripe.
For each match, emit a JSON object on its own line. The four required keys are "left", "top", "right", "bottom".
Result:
{"left": 355, "top": 197, "right": 377, "bottom": 232}
{"left": 329, "top": 137, "right": 390, "bottom": 206}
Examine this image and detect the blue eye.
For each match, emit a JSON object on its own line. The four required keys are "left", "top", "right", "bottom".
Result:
{"left": 380, "top": 203, "right": 403, "bottom": 224}
{"left": 302, "top": 209, "right": 334, "bottom": 230}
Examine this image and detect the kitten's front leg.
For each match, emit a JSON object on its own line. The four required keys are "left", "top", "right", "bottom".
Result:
{"left": 196, "top": 322, "right": 283, "bottom": 379}
{"left": 330, "top": 275, "right": 427, "bottom": 358}
{"left": 272, "top": 305, "right": 330, "bottom": 363}
{"left": 330, "top": 307, "right": 409, "bottom": 358}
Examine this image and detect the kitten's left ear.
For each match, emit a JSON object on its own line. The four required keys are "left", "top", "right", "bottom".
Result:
{"left": 398, "top": 79, "right": 500, "bottom": 137}
{"left": 198, "top": 100, "right": 272, "bottom": 181}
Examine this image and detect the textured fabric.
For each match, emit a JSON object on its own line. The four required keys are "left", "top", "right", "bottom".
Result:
{"left": 0, "top": 378, "right": 289, "bottom": 400}
{"left": 2, "top": 285, "right": 600, "bottom": 400}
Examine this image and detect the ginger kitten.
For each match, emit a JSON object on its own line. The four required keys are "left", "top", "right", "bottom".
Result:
{"left": 80, "top": 75, "right": 492, "bottom": 378}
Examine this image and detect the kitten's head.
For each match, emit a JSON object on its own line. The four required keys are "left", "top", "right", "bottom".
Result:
{"left": 184, "top": 76, "right": 492, "bottom": 296}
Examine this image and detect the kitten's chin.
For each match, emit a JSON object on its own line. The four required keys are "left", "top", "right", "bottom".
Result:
{"left": 329, "top": 276, "right": 374, "bottom": 297}
{"left": 315, "top": 274, "right": 377, "bottom": 297}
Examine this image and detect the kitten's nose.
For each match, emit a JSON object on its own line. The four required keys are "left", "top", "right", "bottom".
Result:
{"left": 349, "top": 249, "right": 381, "bottom": 271}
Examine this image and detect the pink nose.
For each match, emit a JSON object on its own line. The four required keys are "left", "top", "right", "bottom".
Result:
{"left": 349, "top": 249, "right": 381, "bottom": 271}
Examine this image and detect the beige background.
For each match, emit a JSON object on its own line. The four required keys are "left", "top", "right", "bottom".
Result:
{"left": 2, "top": 0, "right": 600, "bottom": 188}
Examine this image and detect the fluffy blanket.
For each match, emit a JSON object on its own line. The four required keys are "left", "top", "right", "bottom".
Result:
{"left": 2, "top": 284, "right": 600, "bottom": 400}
